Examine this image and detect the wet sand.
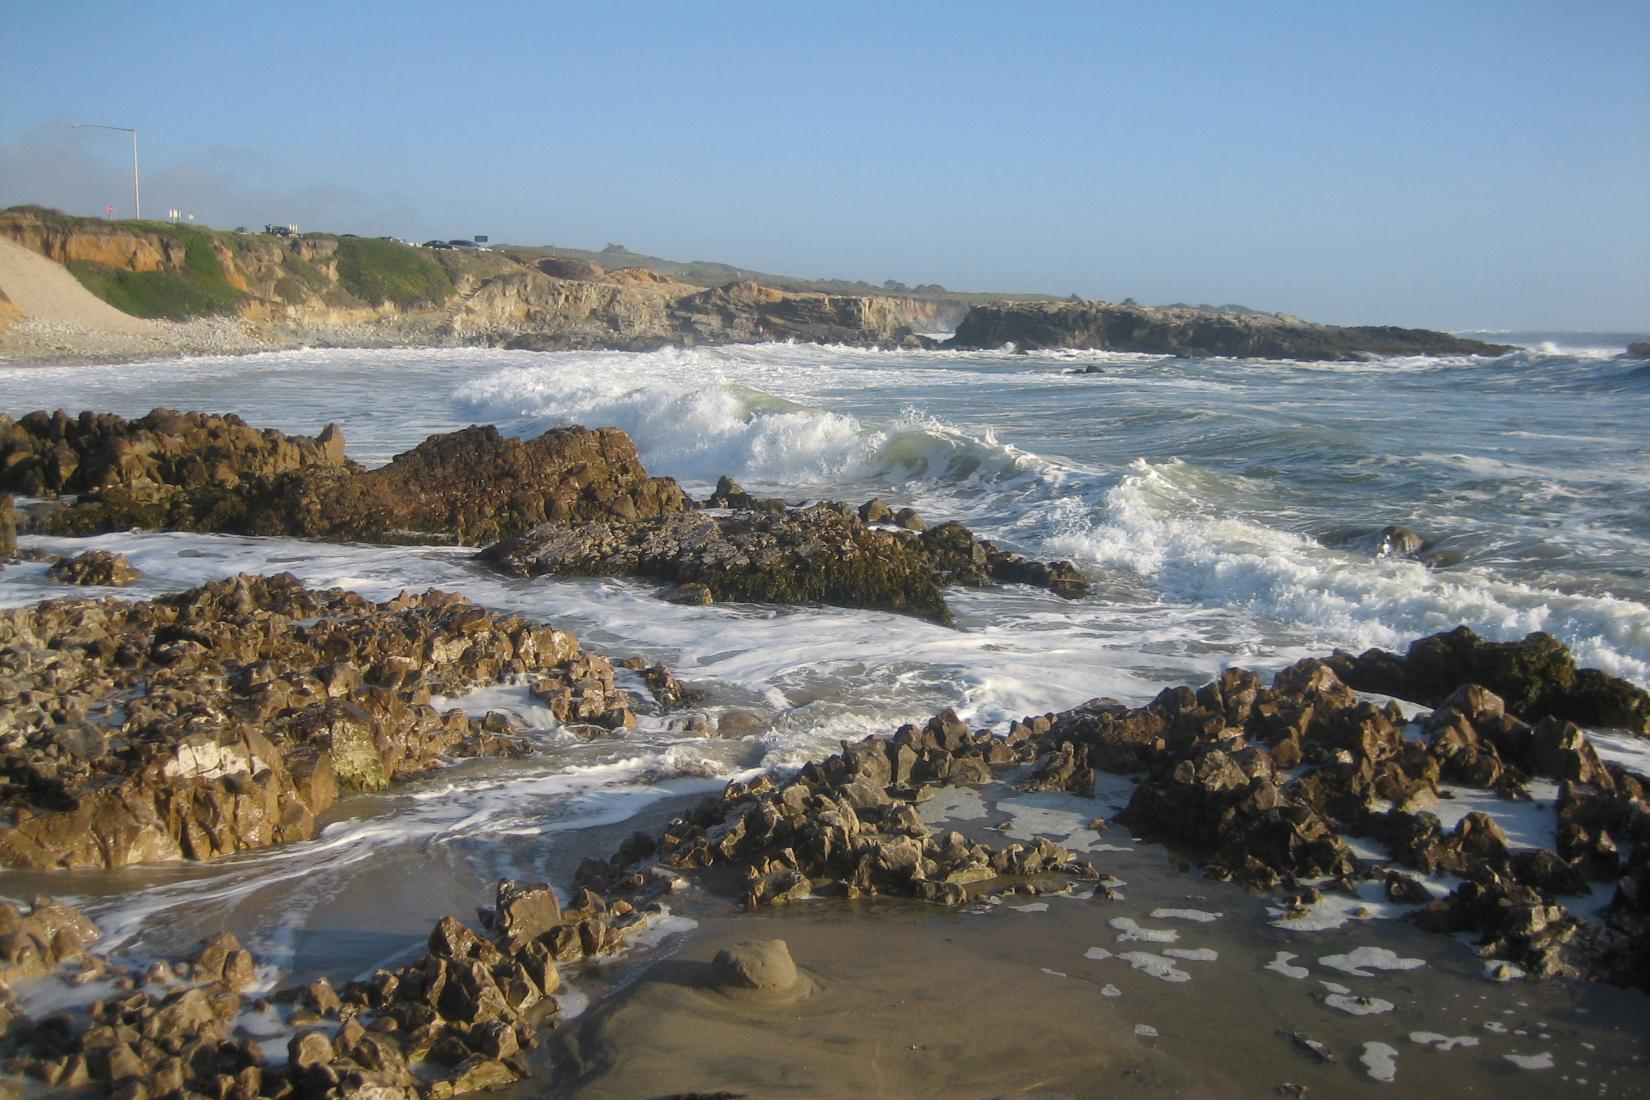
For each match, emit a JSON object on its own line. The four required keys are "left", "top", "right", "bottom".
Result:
{"left": 528, "top": 781, "right": 1649, "bottom": 1099}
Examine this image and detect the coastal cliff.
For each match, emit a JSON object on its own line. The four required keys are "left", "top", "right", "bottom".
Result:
{"left": 0, "top": 207, "right": 944, "bottom": 353}
{"left": 3, "top": 205, "right": 1515, "bottom": 362}
{"left": 946, "top": 300, "right": 1516, "bottom": 360}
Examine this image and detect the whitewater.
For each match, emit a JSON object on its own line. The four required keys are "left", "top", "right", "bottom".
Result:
{"left": 1, "top": 337, "right": 1648, "bottom": 989}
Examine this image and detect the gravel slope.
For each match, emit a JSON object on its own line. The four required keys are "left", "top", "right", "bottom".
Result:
{"left": 0, "top": 237, "right": 271, "bottom": 364}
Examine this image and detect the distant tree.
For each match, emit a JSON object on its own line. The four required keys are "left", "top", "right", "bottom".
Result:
{"left": 602, "top": 242, "right": 628, "bottom": 253}
{"left": 1069, "top": 292, "right": 1083, "bottom": 302}
{"left": 1122, "top": 297, "right": 1138, "bottom": 306}
{"left": 883, "top": 279, "right": 910, "bottom": 292}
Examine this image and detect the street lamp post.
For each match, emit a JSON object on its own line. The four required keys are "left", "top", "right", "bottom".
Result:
{"left": 71, "top": 123, "right": 140, "bottom": 220}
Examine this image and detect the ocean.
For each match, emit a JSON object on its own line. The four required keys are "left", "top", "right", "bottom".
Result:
{"left": 2, "top": 336, "right": 1648, "bottom": 1091}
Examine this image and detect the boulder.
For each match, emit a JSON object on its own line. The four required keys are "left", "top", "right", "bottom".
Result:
{"left": 1328, "top": 627, "right": 1650, "bottom": 733}
{"left": 709, "top": 939, "right": 804, "bottom": 996}
{"left": 47, "top": 550, "right": 138, "bottom": 586}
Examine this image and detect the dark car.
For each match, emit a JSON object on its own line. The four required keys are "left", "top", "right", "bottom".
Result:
{"left": 421, "top": 240, "right": 454, "bottom": 250}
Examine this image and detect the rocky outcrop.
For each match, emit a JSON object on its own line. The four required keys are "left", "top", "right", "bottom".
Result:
{"left": 47, "top": 549, "right": 137, "bottom": 586}
{"left": 12, "top": 414, "right": 692, "bottom": 547}
{"left": 0, "top": 407, "right": 350, "bottom": 498}
{"left": 946, "top": 301, "right": 1516, "bottom": 360}
{"left": 1326, "top": 626, "right": 1650, "bottom": 732}
{"left": 0, "top": 883, "right": 669, "bottom": 1099}
{"left": 1619, "top": 342, "right": 1650, "bottom": 360}
{"left": 999, "top": 650, "right": 1649, "bottom": 985}
{"left": 484, "top": 494, "right": 1088, "bottom": 625}
{"left": 575, "top": 706, "right": 1101, "bottom": 910}
{"left": 0, "top": 573, "right": 638, "bottom": 869}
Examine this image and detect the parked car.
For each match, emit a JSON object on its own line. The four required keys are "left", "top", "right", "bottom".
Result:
{"left": 421, "top": 240, "right": 454, "bottom": 250}
{"left": 446, "top": 239, "right": 480, "bottom": 250}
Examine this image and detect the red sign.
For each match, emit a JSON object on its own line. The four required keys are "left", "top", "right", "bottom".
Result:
{"left": 105, "top": 203, "right": 115, "bottom": 217}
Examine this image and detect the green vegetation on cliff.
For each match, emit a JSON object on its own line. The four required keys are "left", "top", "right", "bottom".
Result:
{"left": 334, "top": 237, "right": 454, "bottom": 308}
{"left": 67, "top": 227, "right": 245, "bottom": 320}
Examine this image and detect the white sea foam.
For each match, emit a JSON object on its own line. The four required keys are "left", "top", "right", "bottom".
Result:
{"left": 1150, "top": 908, "right": 1222, "bottom": 923}
{"left": 1410, "top": 1031, "right": 1479, "bottom": 1051}
{"left": 1361, "top": 1041, "right": 1400, "bottom": 1082}
{"left": 1264, "top": 952, "right": 1310, "bottom": 979}
{"left": 1109, "top": 917, "right": 1179, "bottom": 944}
{"left": 1318, "top": 947, "right": 1425, "bottom": 978}
{"left": 1043, "top": 458, "right": 1650, "bottom": 686}
{"left": 1327, "top": 993, "right": 1395, "bottom": 1016}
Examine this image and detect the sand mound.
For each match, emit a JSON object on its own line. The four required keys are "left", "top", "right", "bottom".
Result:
{"left": 0, "top": 237, "right": 158, "bottom": 335}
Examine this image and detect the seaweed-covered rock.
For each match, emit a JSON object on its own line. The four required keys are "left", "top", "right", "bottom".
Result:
{"left": 486, "top": 501, "right": 1087, "bottom": 625}
{"left": 0, "top": 574, "right": 635, "bottom": 869}
{"left": 486, "top": 506, "right": 956, "bottom": 624}
{"left": 1327, "top": 627, "right": 1650, "bottom": 732}
{"left": 0, "top": 408, "right": 349, "bottom": 498}
{"left": 22, "top": 418, "right": 692, "bottom": 547}
{"left": 47, "top": 549, "right": 138, "bottom": 586}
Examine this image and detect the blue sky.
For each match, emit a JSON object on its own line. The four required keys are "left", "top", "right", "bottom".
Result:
{"left": 2, "top": 1, "right": 1646, "bottom": 329}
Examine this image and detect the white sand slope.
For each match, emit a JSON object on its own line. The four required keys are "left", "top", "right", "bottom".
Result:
{"left": 0, "top": 237, "right": 158, "bottom": 334}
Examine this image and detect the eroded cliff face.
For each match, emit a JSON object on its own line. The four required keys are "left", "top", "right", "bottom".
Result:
{"left": 0, "top": 208, "right": 938, "bottom": 350}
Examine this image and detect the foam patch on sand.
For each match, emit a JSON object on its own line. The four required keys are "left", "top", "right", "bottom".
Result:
{"left": 918, "top": 785, "right": 989, "bottom": 824}
{"left": 1326, "top": 992, "right": 1396, "bottom": 1016}
{"left": 1117, "top": 951, "right": 1193, "bottom": 983}
{"left": 997, "top": 793, "right": 1128, "bottom": 853}
{"left": 1163, "top": 947, "right": 1218, "bottom": 962}
{"left": 1150, "top": 907, "right": 1222, "bottom": 923}
{"left": 1503, "top": 1051, "right": 1554, "bottom": 1070}
{"left": 1013, "top": 902, "right": 1050, "bottom": 913}
{"left": 1268, "top": 879, "right": 1406, "bottom": 931}
{"left": 1134, "top": 1023, "right": 1159, "bottom": 1039}
{"left": 1409, "top": 1031, "right": 1479, "bottom": 1051}
{"left": 1265, "top": 952, "right": 1310, "bottom": 979}
{"left": 1586, "top": 730, "right": 1650, "bottom": 777}
{"left": 1360, "top": 1041, "right": 1399, "bottom": 1082}
{"left": 1428, "top": 784, "right": 1559, "bottom": 851}
{"left": 1085, "top": 946, "right": 1192, "bottom": 983}
{"left": 1318, "top": 947, "right": 1425, "bottom": 977}
{"left": 1109, "top": 917, "right": 1179, "bottom": 943}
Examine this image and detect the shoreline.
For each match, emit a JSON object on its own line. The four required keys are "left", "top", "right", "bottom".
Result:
{"left": 1, "top": 352, "right": 1647, "bottom": 1096}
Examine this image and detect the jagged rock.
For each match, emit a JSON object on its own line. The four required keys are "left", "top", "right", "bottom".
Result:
{"left": 662, "top": 581, "right": 713, "bottom": 605}
{"left": 12, "top": 415, "right": 690, "bottom": 546}
{"left": 493, "top": 880, "right": 562, "bottom": 947}
{"left": 487, "top": 506, "right": 957, "bottom": 624}
{"left": 1367, "top": 525, "right": 1426, "bottom": 557}
{"left": 47, "top": 550, "right": 138, "bottom": 586}
{"left": 1328, "top": 627, "right": 1650, "bottom": 732}
{"left": 0, "top": 408, "right": 350, "bottom": 499}
{"left": 0, "top": 574, "right": 644, "bottom": 869}
{"left": 487, "top": 502, "right": 1086, "bottom": 625}
{"left": 0, "top": 897, "right": 99, "bottom": 979}
{"left": 0, "top": 494, "right": 15, "bottom": 557}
